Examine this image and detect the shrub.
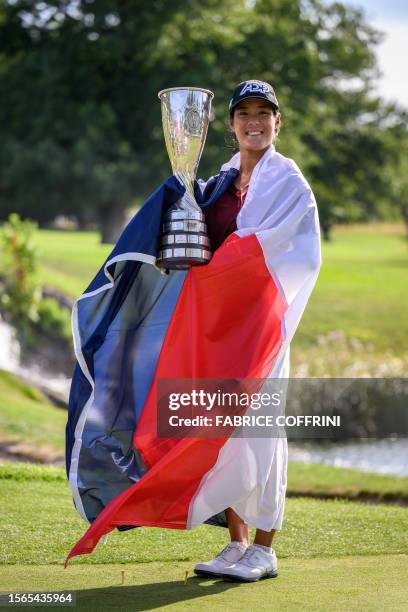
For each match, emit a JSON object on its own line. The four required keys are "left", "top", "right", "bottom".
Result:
{"left": 0, "top": 213, "right": 40, "bottom": 326}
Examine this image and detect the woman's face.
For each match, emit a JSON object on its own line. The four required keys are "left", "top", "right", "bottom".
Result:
{"left": 230, "top": 98, "right": 280, "bottom": 153}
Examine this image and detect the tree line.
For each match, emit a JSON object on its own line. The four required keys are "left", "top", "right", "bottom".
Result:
{"left": 0, "top": 0, "right": 407, "bottom": 242}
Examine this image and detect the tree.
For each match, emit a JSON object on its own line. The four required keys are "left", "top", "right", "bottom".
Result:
{"left": 0, "top": 0, "right": 406, "bottom": 241}
{"left": 381, "top": 113, "right": 408, "bottom": 238}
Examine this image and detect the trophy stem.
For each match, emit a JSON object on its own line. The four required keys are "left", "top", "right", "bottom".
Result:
{"left": 174, "top": 173, "right": 200, "bottom": 212}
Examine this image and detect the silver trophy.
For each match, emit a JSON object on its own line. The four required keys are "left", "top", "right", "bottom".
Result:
{"left": 156, "top": 87, "right": 214, "bottom": 270}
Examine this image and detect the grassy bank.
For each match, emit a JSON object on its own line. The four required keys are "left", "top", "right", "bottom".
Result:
{"left": 2, "top": 458, "right": 408, "bottom": 505}
{"left": 0, "top": 371, "right": 65, "bottom": 461}
{"left": 287, "top": 461, "right": 408, "bottom": 504}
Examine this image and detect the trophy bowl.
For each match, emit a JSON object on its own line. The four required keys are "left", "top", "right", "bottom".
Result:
{"left": 156, "top": 87, "right": 214, "bottom": 270}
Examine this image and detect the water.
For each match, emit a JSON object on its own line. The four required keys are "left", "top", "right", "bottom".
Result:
{"left": 289, "top": 438, "right": 408, "bottom": 477}
{"left": 0, "top": 316, "right": 20, "bottom": 371}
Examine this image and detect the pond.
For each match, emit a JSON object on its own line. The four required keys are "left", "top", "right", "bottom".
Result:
{"left": 289, "top": 438, "right": 408, "bottom": 477}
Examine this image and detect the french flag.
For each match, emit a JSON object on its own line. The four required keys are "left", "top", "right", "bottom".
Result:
{"left": 65, "top": 147, "right": 321, "bottom": 565}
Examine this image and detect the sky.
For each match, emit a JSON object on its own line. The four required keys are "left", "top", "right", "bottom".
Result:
{"left": 342, "top": 0, "right": 408, "bottom": 108}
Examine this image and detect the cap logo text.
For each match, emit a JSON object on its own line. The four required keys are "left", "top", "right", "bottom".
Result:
{"left": 240, "top": 81, "right": 269, "bottom": 95}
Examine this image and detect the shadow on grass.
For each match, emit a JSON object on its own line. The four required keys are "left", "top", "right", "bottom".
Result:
{"left": 73, "top": 576, "right": 240, "bottom": 611}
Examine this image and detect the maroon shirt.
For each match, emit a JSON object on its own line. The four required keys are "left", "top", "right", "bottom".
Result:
{"left": 204, "top": 184, "right": 248, "bottom": 251}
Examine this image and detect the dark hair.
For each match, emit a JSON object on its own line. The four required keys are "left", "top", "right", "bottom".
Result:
{"left": 225, "top": 126, "right": 239, "bottom": 151}
{"left": 229, "top": 103, "right": 280, "bottom": 119}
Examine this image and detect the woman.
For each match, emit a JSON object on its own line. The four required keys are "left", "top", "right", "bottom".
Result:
{"left": 193, "top": 80, "right": 319, "bottom": 582}
{"left": 204, "top": 81, "right": 281, "bottom": 252}
{"left": 65, "top": 80, "right": 321, "bottom": 580}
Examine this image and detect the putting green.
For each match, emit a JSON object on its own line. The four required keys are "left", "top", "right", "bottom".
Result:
{"left": 0, "top": 555, "right": 406, "bottom": 611}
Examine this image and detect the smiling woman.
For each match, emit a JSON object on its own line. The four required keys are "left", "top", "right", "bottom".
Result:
{"left": 232, "top": 99, "right": 280, "bottom": 153}
{"left": 191, "top": 80, "right": 321, "bottom": 581}
{"left": 204, "top": 82, "right": 282, "bottom": 252}
{"left": 65, "top": 79, "right": 321, "bottom": 584}
{"left": 229, "top": 82, "right": 281, "bottom": 189}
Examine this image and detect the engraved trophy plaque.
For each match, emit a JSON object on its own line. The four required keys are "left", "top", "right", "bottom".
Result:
{"left": 156, "top": 87, "right": 214, "bottom": 270}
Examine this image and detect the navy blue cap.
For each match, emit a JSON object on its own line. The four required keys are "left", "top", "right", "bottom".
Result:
{"left": 229, "top": 80, "right": 279, "bottom": 115}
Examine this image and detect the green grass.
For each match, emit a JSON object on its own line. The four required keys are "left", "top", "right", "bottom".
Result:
{"left": 32, "top": 224, "right": 408, "bottom": 372}
{"left": 0, "top": 462, "right": 65, "bottom": 482}
{"left": 2, "top": 224, "right": 405, "bottom": 607}
{"left": 288, "top": 461, "right": 408, "bottom": 503}
{"left": 1, "top": 463, "right": 407, "bottom": 566}
{"left": 294, "top": 224, "right": 408, "bottom": 355}
{"left": 34, "top": 229, "right": 111, "bottom": 298}
{"left": 0, "top": 556, "right": 407, "bottom": 611}
{"left": 0, "top": 370, "right": 65, "bottom": 456}
{"left": 1, "top": 463, "right": 407, "bottom": 610}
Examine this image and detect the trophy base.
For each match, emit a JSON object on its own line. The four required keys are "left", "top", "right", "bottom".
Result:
{"left": 157, "top": 208, "right": 212, "bottom": 270}
{"left": 156, "top": 246, "right": 211, "bottom": 270}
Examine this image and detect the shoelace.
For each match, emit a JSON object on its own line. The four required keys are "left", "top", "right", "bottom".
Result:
{"left": 237, "top": 547, "right": 266, "bottom": 567}
{"left": 239, "top": 547, "right": 255, "bottom": 561}
{"left": 217, "top": 543, "right": 244, "bottom": 560}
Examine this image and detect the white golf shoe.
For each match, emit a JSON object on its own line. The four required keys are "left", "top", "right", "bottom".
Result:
{"left": 220, "top": 544, "right": 278, "bottom": 582}
{"left": 194, "top": 541, "right": 248, "bottom": 577}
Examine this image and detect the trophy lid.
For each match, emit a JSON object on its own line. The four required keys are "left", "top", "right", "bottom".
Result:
{"left": 158, "top": 87, "right": 214, "bottom": 100}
